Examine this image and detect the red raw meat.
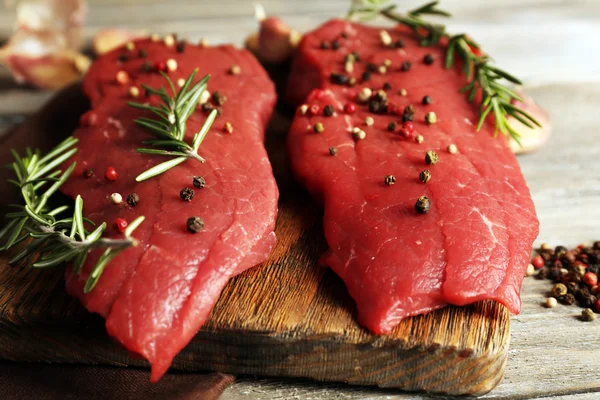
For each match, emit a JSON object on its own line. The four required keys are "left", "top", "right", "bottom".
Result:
{"left": 60, "top": 39, "right": 278, "bottom": 380}
{"left": 286, "top": 20, "right": 539, "bottom": 334}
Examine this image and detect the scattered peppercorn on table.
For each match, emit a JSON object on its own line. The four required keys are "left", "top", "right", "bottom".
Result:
{"left": 1, "top": 0, "right": 600, "bottom": 399}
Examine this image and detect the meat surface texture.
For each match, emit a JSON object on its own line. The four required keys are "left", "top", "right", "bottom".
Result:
{"left": 286, "top": 20, "right": 539, "bottom": 334}
{"left": 61, "top": 39, "right": 278, "bottom": 380}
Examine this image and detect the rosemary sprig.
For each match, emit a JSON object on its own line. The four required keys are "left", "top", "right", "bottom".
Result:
{"left": 348, "top": 1, "right": 541, "bottom": 143}
{"left": 129, "top": 69, "right": 217, "bottom": 182}
{"left": 0, "top": 137, "right": 145, "bottom": 293}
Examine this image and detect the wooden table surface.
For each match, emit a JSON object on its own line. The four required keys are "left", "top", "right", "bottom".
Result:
{"left": 1, "top": 0, "right": 600, "bottom": 399}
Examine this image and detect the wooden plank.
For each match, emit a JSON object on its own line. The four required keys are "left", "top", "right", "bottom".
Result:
{"left": 0, "top": 84, "right": 509, "bottom": 396}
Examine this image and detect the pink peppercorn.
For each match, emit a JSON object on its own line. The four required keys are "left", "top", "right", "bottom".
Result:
{"left": 105, "top": 167, "right": 119, "bottom": 181}
{"left": 532, "top": 255, "right": 545, "bottom": 269}
{"left": 114, "top": 218, "right": 128, "bottom": 233}
{"left": 584, "top": 272, "right": 598, "bottom": 287}
{"left": 344, "top": 103, "right": 356, "bottom": 114}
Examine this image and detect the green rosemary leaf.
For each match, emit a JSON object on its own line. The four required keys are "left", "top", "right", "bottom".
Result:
{"left": 487, "top": 66, "right": 522, "bottom": 85}
{"left": 476, "top": 106, "right": 493, "bottom": 131}
{"left": 24, "top": 205, "right": 49, "bottom": 225}
{"left": 9, "top": 237, "right": 47, "bottom": 266}
{"left": 29, "top": 232, "right": 56, "bottom": 239}
{"left": 489, "top": 81, "right": 522, "bottom": 102}
{"left": 34, "top": 162, "right": 76, "bottom": 213}
{"left": 128, "top": 103, "right": 170, "bottom": 119}
{"left": 7, "top": 179, "right": 21, "bottom": 188}
{"left": 503, "top": 103, "right": 542, "bottom": 127}
{"left": 445, "top": 37, "right": 457, "bottom": 69}
{"left": 72, "top": 249, "right": 89, "bottom": 275}
{"left": 491, "top": 99, "right": 508, "bottom": 135}
{"left": 124, "top": 216, "right": 145, "bottom": 239}
{"left": 38, "top": 137, "right": 78, "bottom": 165}
{"left": 34, "top": 247, "right": 80, "bottom": 268}
{"left": 86, "top": 222, "right": 107, "bottom": 243}
{"left": 179, "top": 75, "right": 210, "bottom": 111}
{"left": 84, "top": 248, "right": 118, "bottom": 293}
{"left": 135, "top": 156, "right": 187, "bottom": 182}
{"left": 506, "top": 110, "right": 535, "bottom": 129}
{"left": 0, "top": 218, "right": 19, "bottom": 241}
{"left": 47, "top": 205, "right": 70, "bottom": 217}
{"left": 29, "top": 147, "right": 77, "bottom": 182}
{"left": 129, "top": 70, "right": 214, "bottom": 181}
{"left": 142, "top": 139, "right": 193, "bottom": 151}
{"left": 193, "top": 109, "right": 217, "bottom": 151}
{"left": 133, "top": 118, "right": 173, "bottom": 138}
{"left": 135, "top": 148, "right": 190, "bottom": 158}
{"left": 4, "top": 211, "right": 26, "bottom": 218}
{"left": 4, "top": 217, "right": 28, "bottom": 250}
{"left": 74, "top": 195, "right": 86, "bottom": 240}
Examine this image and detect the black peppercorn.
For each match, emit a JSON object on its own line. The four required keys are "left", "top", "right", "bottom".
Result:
{"left": 383, "top": 82, "right": 392, "bottom": 91}
{"left": 580, "top": 293, "right": 597, "bottom": 308}
{"left": 341, "top": 32, "right": 348, "bottom": 39}
{"left": 330, "top": 73, "right": 349, "bottom": 85}
{"left": 566, "top": 281, "right": 579, "bottom": 293}
{"left": 422, "top": 95, "right": 433, "bottom": 105}
{"left": 351, "top": 51, "right": 360, "bottom": 61}
{"left": 329, "top": 146, "right": 337, "bottom": 156}
{"left": 126, "top": 193, "right": 140, "bottom": 207}
{"left": 548, "top": 267, "right": 562, "bottom": 281}
{"left": 401, "top": 61, "right": 412, "bottom": 71}
{"left": 415, "top": 196, "right": 431, "bottom": 214}
{"left": 193, "top": 176, "right": 206, "bottom": 189}
{"left": 176, "top": 40, "right": 186, "bottom": 53}
{"left": 138, "top": 49, "right": 148, "bottom": 58}
{"left": 568, "top": 271, "right": 583, "bottom": 284}
{"left": 186, "top": 216, "right": 204, "bottom": 233}
{"left": 324, "top": 105, "right": 335, "bottom": 117}
{"left": 212, "top": 91, "right": 227, "bottom": 106}
{"left": 320, "top": 40, "right": 330, "bottom": 50}
{"left": 361, "top": 71, "right": 372, "bottom": 82}
{"left": 554, "top": 245, "right": 568, "bottom": 257}
{"left": 384, "top": 175, "right": 396, "bottom": 186}
{"left": 387, "top": 122, "right": 397, "bottom": 132}
{"left": 201, "top": 103, "right": 214, "bottom": 113}
{"left": 394, "top": 39, "right": 405, "bottom": 48}
{"left": 83, "top": 169, "right": 94, "bottom": 179}
{"left": 559, "top": 293, "right": 575, "bottom": 305}
{"left": 537, "top": 268, "right": 549, "bottom": 280}
{"left": 419, "top": 170, "right": 432, "bottom": 183}
{"left": 180, "top": 187, "right": 195, "bottom": 202}
{"left": 331, "top": 40, "right": 340, "bottom": 50}
{"left": 424, "top": 54, "right": 435, "bottom": 65}
{"left": 118, "top": 54, "right": 129, "bottom": 63}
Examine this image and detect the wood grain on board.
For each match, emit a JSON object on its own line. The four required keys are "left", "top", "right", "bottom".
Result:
{"left": 0, "top": 85, "right": 509, "bottom": 396}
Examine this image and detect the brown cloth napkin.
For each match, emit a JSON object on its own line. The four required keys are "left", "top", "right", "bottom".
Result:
{"left": 0, "top": 362, "right": 234, "bottom": 400}
{"left": 0, "top": 86, "right": 236, "bottom": 399}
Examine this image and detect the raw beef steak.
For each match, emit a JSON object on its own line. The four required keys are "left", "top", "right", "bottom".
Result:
{"left": 61, "top": 38, "right": 278, "bottom": 380}
{"left": 286, "top": 20, "right": 539, "bottom": 334}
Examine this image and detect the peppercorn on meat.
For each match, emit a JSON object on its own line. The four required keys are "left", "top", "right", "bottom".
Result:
{"left": 286, "top": 20, "right": 539, "bottom": 334}
{"left": 60, "top": 38, "right": 278, "bottom": 380}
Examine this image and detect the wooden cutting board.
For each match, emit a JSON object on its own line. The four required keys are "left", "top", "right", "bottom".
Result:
{"left": 0, "top": 85, "right": 510, "bottom": 396}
